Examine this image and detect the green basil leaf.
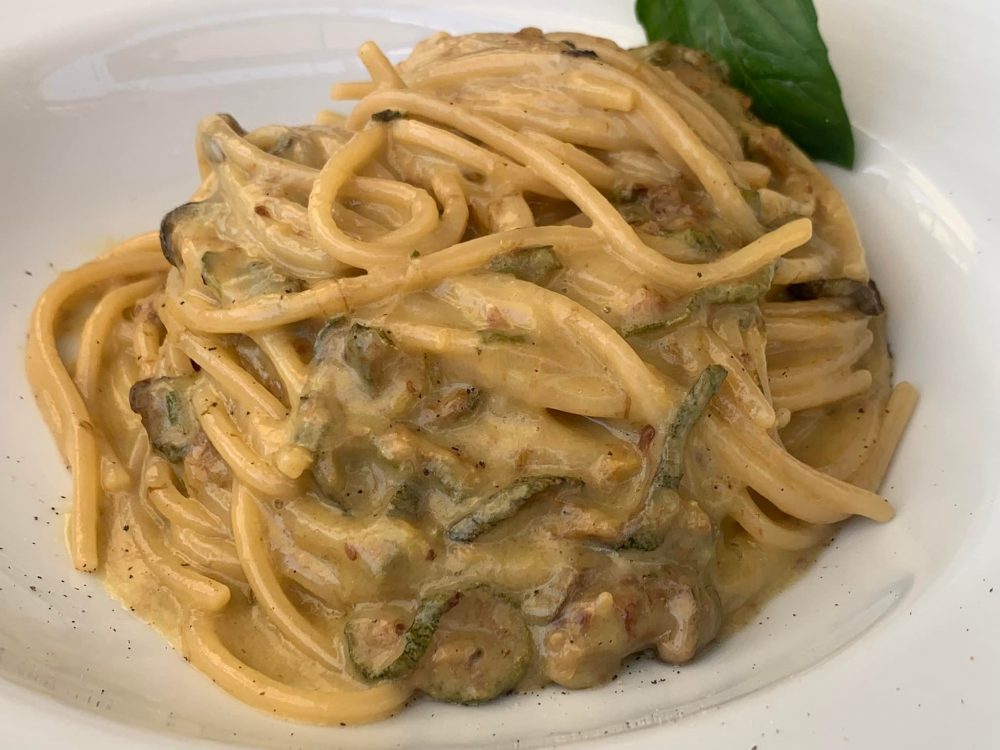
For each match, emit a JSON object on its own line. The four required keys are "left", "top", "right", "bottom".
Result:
{"left": 636, "top": 0, "right": 855, "bottom": 168}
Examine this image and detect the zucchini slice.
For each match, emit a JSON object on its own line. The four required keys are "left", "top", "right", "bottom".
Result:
{"left": 487, "top": 245, "right": 562, "bottom": 285}
{"left": 343, "top": 323, "right": 396, "bottom": 391}
{"left": 159, "top": 202, "right": 207, "bottom": 267}
{"left": 128, "top": 376, "right": 200, "bottom": 463}
{"left": 655, "top": 365, "right": 727, "bottom": 489}
{"left": 346, "top": 591, "right": 463, "bottom": 682}
{"left": 673, "top": 227, "right": 722, "bottom": 255}
{"left": 787, "top": 278, "right": 885, "bottom": 315}
{"left": 201, "top": 247, "right": 302, "bottom": 304}
{"left": 417, "top": 589, "right": 532, "bottom": 704}
{"left": 345, "top": 587, "right": 533, "bottom": 704}
{"left": 700, "top": 262, "right": 775, "bottom": 305}
{"left": 447, "top": 476, "right": 579, "bottom": 543}
{"left": 622, "top": 264, "right": 774, "bottom": 337}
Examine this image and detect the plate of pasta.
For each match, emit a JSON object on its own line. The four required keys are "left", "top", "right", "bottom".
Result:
{"left": 1, "top": 0, "right": 998, "bottom": 748}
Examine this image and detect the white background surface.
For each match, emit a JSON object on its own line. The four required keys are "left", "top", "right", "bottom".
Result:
{"left": 0, "top": 1, "right": 998, "bottom": 748}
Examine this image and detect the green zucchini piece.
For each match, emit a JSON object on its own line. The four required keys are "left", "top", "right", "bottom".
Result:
{"left": 672, "top": 228, "right": 722, "bottom": 255}
{"left": 294, "top": 398, "right": 349, "bottom": 507}
{"left": 487, "top": 245, "right": 562, "bottom": 285}
{"left": 159, "top": 202, "right": 206, "bottom": 268}
{"left": 655, "top": 365, "right": 727, "bottom": 489}
{"left": 291, "top": 393, "right": 332, "bottom": 452}
{"left": 128, "top": 376, "right": 200, "bottom": 463}
{"left": 418, "top": 589, "right": 532, "bottom": 704}
{"left": 621, "top": 296, "right": 699, "bottom": 338}
{"left": 293, "top": 328, "right": 347, "bottom": 503}
{"left": 447, "top": 476, "right": 580, "bottom": 543}
{"left": 612, "top": 188, "right": 720, "bottom": 255}
{"left": 787, "top": 278, "right": 885, "bottom": 315}
{"left": 201, "top": 247, "right": 302, "bottom": 304}
{"left": 612, "top": 189, "right": 652, "bottom": 225}
{"left": 345, "top": 591, "right": 463, "bottom": 681}
{"left": 343, "top": 323, "right": 395, "bottom": 390}
{"left": 622, "top": 264, "right": 774, "bottom": 338}
{"left": 700, "top": 263, "right": 775, "bottom": 305}
{"left": 614, "top": 486, "right": 681, "bottom": 553}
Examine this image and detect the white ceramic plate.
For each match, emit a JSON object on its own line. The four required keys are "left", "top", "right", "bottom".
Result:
{"left": 1, "top": 0, "right": 998, "bottom": 747}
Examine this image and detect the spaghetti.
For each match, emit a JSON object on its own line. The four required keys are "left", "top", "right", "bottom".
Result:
{"left": 26, "top": 29, "right": 916, "bottom": 723}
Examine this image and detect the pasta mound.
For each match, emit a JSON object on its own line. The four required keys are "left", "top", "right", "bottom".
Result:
{"left": 26, "top": 29, "right": 915, "bottom": 723}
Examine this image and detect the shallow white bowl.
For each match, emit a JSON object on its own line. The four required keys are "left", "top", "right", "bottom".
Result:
{"left": 1, "top": 0, "right": 998, "bottom": 747}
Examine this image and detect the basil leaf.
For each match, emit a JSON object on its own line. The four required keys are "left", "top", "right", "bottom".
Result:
{"left": 636, "top": 0, "right": 855, "bottom": 168}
